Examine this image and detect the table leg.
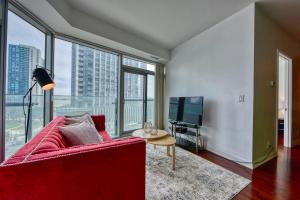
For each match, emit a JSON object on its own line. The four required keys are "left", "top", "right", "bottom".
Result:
{"left": 154, "top": 144, "right": 156, "bottom": 149}
{"left": 172, "top": 144, "right": 175, "bottom": 170}
{"left": 196, "top": 128, "right": 199, "bottom": 153}
{"left": 167, "top": 146, "right": 171, "bottom": 156}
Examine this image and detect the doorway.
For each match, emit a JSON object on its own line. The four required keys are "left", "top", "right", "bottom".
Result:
{"left": 120, "top": 66, "right": 155, "bottom": 135}
{"left": 277, "top": 51, "right": 292, "bottom": 148}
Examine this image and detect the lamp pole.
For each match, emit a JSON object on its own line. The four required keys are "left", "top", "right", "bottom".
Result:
{"left": 23, "top": 67, "right": 55, "bottom": 143}
{"left": 23, "top": 81, "right": 37, "bottom": 142}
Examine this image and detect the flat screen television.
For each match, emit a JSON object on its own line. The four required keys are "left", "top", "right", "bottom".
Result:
{"left": 182, "top": 96, "right": 203, "bottom": 126}
{"left": 168, "top": 97, "right": 184, "bottom": 121}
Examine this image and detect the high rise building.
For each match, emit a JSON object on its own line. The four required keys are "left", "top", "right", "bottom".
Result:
{"left": 71, "top": 43, "right": 147, "bottom": 98}
{"left": 7, "top": 44, "right": 43, "bottom": 95}
{"left": 123, "top": 57, "right": 146, "bottom": 98}
{"left": 71, "top": 44, "right": 118, "bottom": 97}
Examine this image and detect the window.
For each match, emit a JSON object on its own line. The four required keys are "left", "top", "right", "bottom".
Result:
{"left": 147, "top": 74, "right": 155, "bottom": 124}
{"left": 0, "top": 4, "right": 160, "bottom": 161}
{"left": 123, "top": 57, "right": 155, "bottom": 72}
{"left": 121, "top": 57, "right": 155, "bottom": 134}
{"left": 53, "top": 38, "right": 119, "bottom": 137}
{"left": 5, "top": 10, "right": 46, "bottom": 158}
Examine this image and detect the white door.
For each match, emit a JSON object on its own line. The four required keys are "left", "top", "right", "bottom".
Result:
{"left": 278, "top": 52, "right": 292, "bottom": 147}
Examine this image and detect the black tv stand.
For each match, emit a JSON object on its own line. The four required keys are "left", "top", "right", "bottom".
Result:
{"left": 169, "top": 121, "right": 203, "bottom": 153}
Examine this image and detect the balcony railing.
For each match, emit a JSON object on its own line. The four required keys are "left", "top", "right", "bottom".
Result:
{"left": 5, "top": 95, "right": 154, "bottom": 158}
{"left": 5, "top": 95, "right": 44, "bottom": 158}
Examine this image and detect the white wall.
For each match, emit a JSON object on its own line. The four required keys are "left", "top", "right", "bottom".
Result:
{"left": 165, "top": 4, "right": 255, "bottom": 167}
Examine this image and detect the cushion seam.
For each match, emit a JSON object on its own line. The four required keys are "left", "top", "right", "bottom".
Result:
{"left": 22, "top": 119, "right": 62, "bottom": 163}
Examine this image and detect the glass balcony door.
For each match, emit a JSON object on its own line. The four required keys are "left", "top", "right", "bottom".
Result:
{"left": 147, "top": 74, "right": 155, "bottom": 124}
{"left": 120, "top": 67, "right": 155, "bottom": 135}
{"left": 123, "top": 71, "right": 145, "bottom": 132}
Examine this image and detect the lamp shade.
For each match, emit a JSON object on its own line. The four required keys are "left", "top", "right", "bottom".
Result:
{"left": 32, "top": 68, "right": 55, "bottom": 91}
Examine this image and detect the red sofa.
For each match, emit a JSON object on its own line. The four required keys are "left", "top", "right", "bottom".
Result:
{"left": 0, "top": 115, "right": 146, "bottom": 200}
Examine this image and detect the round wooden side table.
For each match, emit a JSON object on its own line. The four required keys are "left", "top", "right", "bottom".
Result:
{"left": 148, "top": 136, "right": 176, "bottom": 170}
{"left": 132, "top": 129, "right": 167, "bottom": 140}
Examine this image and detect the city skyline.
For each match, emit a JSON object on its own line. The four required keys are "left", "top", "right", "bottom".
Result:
{"left": 7, "top": 40, "right": 155, "bottom": 99}
{"left": 6, "top": 11, "right": 155, "bottom": 98}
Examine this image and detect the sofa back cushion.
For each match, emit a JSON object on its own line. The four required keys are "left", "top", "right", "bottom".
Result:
{"left": 30, "top": 118, "right": 68, "bottom": 155}
{"left": 59, "top": 120, "right": 103, "bottom": 146}
{"left": 64, "top": 113, "right": 95, "bottom": 127}
{"left": 2, "top": 117, "right": 68, "bottom": 165}
{"left": 91, "top": 115, "right": 106, "bottom": 131}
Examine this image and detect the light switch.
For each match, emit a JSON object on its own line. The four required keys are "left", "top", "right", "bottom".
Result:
{"left": 270, "top": 81, "right": 276, "bottom": 87}
{"left": 239, "top": 95, "right": 245, "bottom": 103}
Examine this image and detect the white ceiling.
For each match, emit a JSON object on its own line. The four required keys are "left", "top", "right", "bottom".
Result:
{"left": 17, "top": 0, "right": 300, "bottom": 62}
{"left": 65, "top": 0, "right": 256, "bottom": 50}
{"left": 18, "top": 0, "right": 170, "bottom": 62}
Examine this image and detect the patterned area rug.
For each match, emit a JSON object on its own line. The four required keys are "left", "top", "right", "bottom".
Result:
{"left": 146, "top": 145, "right": 250, "bottom": 200}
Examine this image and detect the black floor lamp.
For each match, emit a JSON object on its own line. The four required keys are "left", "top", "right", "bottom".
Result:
{"left": 23, "top": 67, "right": 55, "bottom": 143}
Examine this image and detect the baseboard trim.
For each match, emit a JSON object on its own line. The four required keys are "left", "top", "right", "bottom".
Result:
{"left": 205, "top": 146, "right": 253, "bottom": 169}
{"left": 252, "top": 151, "right": 277, "bottom": 169}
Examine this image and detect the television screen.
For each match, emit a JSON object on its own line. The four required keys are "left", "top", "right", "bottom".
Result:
{"left": 168, "top": 97, "right": 184, "bottom": 121}
{"left": 182, "top": 97, "right": 203, "bottom": 125}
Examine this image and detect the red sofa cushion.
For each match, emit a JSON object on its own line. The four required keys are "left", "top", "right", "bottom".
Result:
{"left": 3, "top": 117, "right": 66, "bottom": 165}
{"left": 91, "top": 115, "right": 106, "bottom": 131}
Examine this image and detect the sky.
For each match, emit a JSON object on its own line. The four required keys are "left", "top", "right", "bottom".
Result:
{"left": 6, "top": 10, "right": 155, "bottom": 98}
{"left": 54, "top": 39, "right": 72, "bottom": 95}
{"left": 7, "top": 11, "right": 45, "bottom": 58}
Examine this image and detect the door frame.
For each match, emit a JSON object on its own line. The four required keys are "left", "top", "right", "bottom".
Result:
{"left": 276, "top": 50, "right": 293, "bottom": 148}
{"left": 119, "top": 65, "right": 154, "bottom": 135}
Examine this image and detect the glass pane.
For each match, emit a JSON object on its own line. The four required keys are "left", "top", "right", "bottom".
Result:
{"left": 123, "top": 57, "right": 155, "bottom": 72}
{"left": 124, "top": 72, "right": 144, "bottom": 131}
{"left": 147, "top": 74, "right": 155, "bottom": 124}
{"left": 5, "top": 11, "right": 45, "bottom": 158}
{"left": 53, "top": 39, "right": 119, "bottom": 137}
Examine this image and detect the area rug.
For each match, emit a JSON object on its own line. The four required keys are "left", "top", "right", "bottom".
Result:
{"left": 146, "top": 145, "right": 251, "bottom": 200}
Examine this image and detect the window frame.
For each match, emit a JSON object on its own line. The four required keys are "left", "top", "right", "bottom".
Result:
{"left": 8, "top": 1, "right": 55, "bottom": 127}
{"left": 3, "top": 4, "right": 50, "bottom": 158}
{"left": 55, "top": 33, "right": 157, "bottom": 66}
{"left": 0, "top": 0, "right": 8, "bottom": 162}
{"left": 0, "top": 0, "right": 161, "bottom": 161}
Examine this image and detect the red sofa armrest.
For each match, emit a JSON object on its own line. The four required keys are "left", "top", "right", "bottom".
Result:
{"left": 91, "top": 115, "right": 105, "bottom": 131}
{"left": 0, "top": 138, "right": 146, "bottom": 200}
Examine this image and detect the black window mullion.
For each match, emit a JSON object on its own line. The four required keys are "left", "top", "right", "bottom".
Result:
{"left": 44, "top": 33, "right": 54, "bottom": 125}
{"left": 0, "top": 0, "right": 8, "bottom": 163}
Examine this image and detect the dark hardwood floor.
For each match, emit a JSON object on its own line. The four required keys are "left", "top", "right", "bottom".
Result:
{"left": 196, "top": 134, "right": 300, "bottom": 200}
